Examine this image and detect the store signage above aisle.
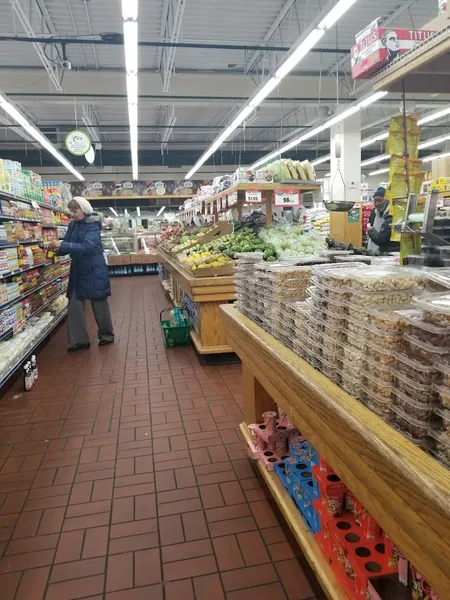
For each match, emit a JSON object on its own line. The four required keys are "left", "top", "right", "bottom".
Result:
{"left": 245, "top": 190, "right": 262, "bottom": 204}
{"left": 228, "top": 191, "right": 238, "bottom": 206}
{"left": 70, "top": 180, "right": 206, "bottom": 199}
{"left": 274, "top": 190, "right": 300, "bottom": 207}
{"left": 65, "top": 131, "right": 91, "bottom": 157}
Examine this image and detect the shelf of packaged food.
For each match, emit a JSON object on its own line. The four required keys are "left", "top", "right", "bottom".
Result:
{"left": 0, "top": 214, "right": 43, "bottom": 223}
{"left": 238, "top": 423, "right": 348, "bottom": 600}
{"left": 0, "top": 190, "right": 71, "bottom": 216}
{"left": 372, "top": 26, "right": 450, "bottom": 93}
{"left": 160, "top": 249, "right": 235, "bottom": 354}
{"left": 0, "top": 261, "right": 52, "bottom": 281}
{"left": 220, "top": 304, "right": 450, "bottom": 598}
{"left": 0, "top": 307, "right": 67, "bottom": 388}
{"left": 0, "top": 274, "right": 64, "bottom": 312}
{"left": 41, "top": 223, "right": 68, "bottom": 229}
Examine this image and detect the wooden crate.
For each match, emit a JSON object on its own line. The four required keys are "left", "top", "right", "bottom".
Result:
{"left": 129, "top": 253, "right": 160, "bottom": 265}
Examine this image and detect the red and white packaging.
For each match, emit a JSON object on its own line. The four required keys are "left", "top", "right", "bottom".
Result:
{"left": 351, "top": 18, "right": 434, "bottom": 79}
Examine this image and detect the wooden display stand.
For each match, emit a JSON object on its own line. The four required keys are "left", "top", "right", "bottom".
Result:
{"left": 329, "top": 204, "right": 362, "bottom": 248}
{"left": 160, "top": 250, "right": 235, "bottom": 354}
{"left": 220, "top": 305, "right": 450, "bottom": 599}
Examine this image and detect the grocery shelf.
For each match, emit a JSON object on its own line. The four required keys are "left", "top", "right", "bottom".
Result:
{"left": 0, "top": 190, "right": 71, "bottom": 216}
{"left": 41, "top": 223, "right": 68, "bottom": 229}
{"left": 0, "top": 214, "right": 43, "bottom": 224}
{"left": 372, "top": 26, "right": 450, "bottom": 93}
{"left": 0, "top": 261, "right": 51, "bottom": 281}
{"left": 238, "top": 423, "right": 348, "bottom": 600}
{"left": 0, "top": 308, "right": 67, "bottom": 389}
{"left": 0, "top": 274, "right": 63, "bottom": 311}
{"left": 220, "top": 304, "right": 450, "bottom": 598}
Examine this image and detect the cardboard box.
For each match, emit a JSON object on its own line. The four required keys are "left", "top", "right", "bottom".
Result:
{"left": 351, "top": 19, "right": 434, "bottom": 79}
{"left": 107, "top": 254, "right": 130, "bottom": 266}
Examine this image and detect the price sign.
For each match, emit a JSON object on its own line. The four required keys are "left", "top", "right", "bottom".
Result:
{"left": 216, "top": 199, "right": 221, "bottom": 212}
{"left": 274, "top": 189, "right": 300, "bottom": 207}
{"left": 245, "top": 190, "right": 262, "bottom": 204}
{"left": 221, "top": 196, "right": 227, "bottom": 210}
{"left": 228, "top": 191, "right": 238, "bottom": 206}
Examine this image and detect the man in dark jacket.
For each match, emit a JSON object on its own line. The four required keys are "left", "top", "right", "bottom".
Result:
{"left": 367, "top": 187, "right": 398, "bottom": 253}
{"left": 50, "top": 197, "right": 114, "bottom": 352}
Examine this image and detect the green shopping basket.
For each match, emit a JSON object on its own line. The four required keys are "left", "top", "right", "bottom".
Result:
{"left": 160, "top": 308, "right": 191, "bottom": 348}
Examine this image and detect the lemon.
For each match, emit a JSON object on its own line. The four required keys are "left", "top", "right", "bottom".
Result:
{"left": 191, "top": 265, "right": 197, "bottom": 272}
{"left": 211, "top": 261, "right": 220, "bottom": 268}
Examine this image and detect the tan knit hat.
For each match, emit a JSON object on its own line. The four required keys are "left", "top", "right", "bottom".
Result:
{"left": 72, "top": 196, "right": 94, "bottom": 215}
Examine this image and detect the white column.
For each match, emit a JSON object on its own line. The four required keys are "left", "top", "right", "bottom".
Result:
{"left": 330, "top": 112, "right": 361, "bottom": 205}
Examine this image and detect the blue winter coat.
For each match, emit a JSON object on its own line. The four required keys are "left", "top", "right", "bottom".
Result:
{"left": 59, "top": 213, "right": 111, "bottom": 301}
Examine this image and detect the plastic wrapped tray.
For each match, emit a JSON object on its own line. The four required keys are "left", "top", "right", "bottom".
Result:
{"left": 434, "top": 383, "right": 450, "bottom": 410}
{"left": 428, "top": 429, "right": 450, "bottom": 465}
{"left": 346, "top": 287, "right": 416, "bottom": 308}
{"left": 404, "top": 332, "right": 450, "bottom": 365}
{"left": 413, "top": 291, "right": 450, "bottom": 326}
{"left": 340, "top": 355, "right": 363, "bottom": 380}
{"left": 322, "top": 321, "right": 346, "bottom": 342}
{"left": 362, "top": 371, "right": 393, "bottom": 399}
{"left": 394, "top": 350, "right": 440, "bottom": 386}
{"left": 344, "top": 301, "right": 371, "bottom": 323}
{"left": 393, "top": 388, "right": 437, "bottom": 420}
{"left": 345, "top": 314, "right": 367, "bottom": 337}
{"left": 365, "top": 339, "right": 396, "bottom": 366}
{"left": 435, "top": 406, "right": 450, "bottom": 433}
{"left": 304, "top": 322, "right": 323, "bottom": 344}
{"left": 349, "top": 267, "right": 424, "bottom": 292}
{"left": 393, "top": 369, "right": 438, "bottom": 404}
{"left": 321, "top": 306, "right": 346, "bottom": 329}
{"left": 339, "top": 371, "right": 361, "bottom": 398}
{"left": 436, "top": 357, "right": 450, "bottom": 387}
{"left": 364, "top": 357, "right": 395, "bottom": 383}
{"left": 312, "top": 265, "right": 365, "bottom": 288}
{"left": 360, "top": 386, "right": 393, "bottom": 416}
{"left": 391, "top": 404, "right": 432, "bottom": 438}
{"left": 405, "top": 313, "right": 450, "bottom": 348}
{"left": 366, "top": 306, "right": 416, "bottom": 334}
{"left": 345, "top": 330, "right": 366, "bottom": 352}
{"left": 362, "top": 323, "right": 405, "bottom": 351}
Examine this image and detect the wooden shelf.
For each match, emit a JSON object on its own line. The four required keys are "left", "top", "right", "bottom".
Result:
{"left": 220, "top": 305, "right": 450, "bottom": 598}
{"left": 190, "top": 330, "right": 232, "bottom": 355}
{"left": 372, "top": 27, "right": 450, "bottom": 93}
{"left": 239, "top": 423, "right": 349, "bottom": 600}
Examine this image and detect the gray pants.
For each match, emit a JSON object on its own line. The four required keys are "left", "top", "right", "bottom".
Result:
{"left": 68, "top": 293, "right": 114, "bottom": 346}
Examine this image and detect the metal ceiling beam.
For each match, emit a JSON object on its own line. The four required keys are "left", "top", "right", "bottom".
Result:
{"left": 81, "top": 0, "right": 99, "bottom": 70}
{"left": 157, "top": 0, "right": 171, "bottom": 69}
{"left": 162, "top": 0, "right": 187, "bottom": 92}
{"left": 82, "top": 104, "right": 105, "bottom": 142}
{"left": 9, "top": 0, "right": 62, "bottom": 91}
{"left": 0, "top": 34, "right": 349, "bottom": 54}
{"left": 245, "top": 0, "right": 298, "bottom": 74}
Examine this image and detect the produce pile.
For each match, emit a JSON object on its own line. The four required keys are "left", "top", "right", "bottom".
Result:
{"left": 185, "top": 228, "right": 278, "bottom": 261}
{"left": 181, "top": 252, "right": 234, "bottom": 273}
{"left": 259, "top": 224, "right": 327, "bottom": 258}
{"left": 326, "top": 238, "right": 390, "bottom": 257}
{"left": 266, "top": 158, "right": 316, "bottom": 182}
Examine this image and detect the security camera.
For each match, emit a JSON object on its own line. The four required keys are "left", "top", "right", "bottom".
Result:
{"left": 61, "top": 60, "right": 72, "bottom": 70}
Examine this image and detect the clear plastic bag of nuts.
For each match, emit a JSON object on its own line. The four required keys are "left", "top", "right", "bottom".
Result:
{"left": 413, "top": 291, "right": 450, "bottom": 327}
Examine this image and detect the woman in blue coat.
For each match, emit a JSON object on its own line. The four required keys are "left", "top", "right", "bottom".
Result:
{"left": 50, "top": 197, "right": 114, "bottom": 352}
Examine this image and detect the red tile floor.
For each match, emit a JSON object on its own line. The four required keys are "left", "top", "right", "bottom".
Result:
{"left": 0, "top": 276, "right": 324, "bottom": 600}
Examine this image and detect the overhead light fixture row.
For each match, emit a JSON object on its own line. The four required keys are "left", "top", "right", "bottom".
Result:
{"left": 0, "top": 94, "right": 84, "bottom": 181}
{"left": 122, "top": 0, "right": 139, "bottom": 180}
{"left": 185, "top": 0, "right": 361, "bottom": 179}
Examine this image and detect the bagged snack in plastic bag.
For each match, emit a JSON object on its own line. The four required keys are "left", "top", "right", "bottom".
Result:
{"left": 294, "top": 161, "right": 307, "bottom": 180}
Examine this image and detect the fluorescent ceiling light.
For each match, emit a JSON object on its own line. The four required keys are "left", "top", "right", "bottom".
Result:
{"left": 185, "top": 0, "right": 364, "bottom": 180}
{"left": 418, "top": 135, "right": 450, "bottom": 149}
{"left": 136, "top": 206, "right": 140, "bottom": 216}
{"left": 357, "top": 91, "right": 388, "bottom": 108}
{"left": 122, "top": 0, "right": 138, "bottom": 20}
{"left": 251, "top": 92, "right": 386, "bottom": 169}
{"left": 360, "top": 132, "right": 389, "bottom": 148}
{"left": 109, "top": 207, "right": 118, "bottom": 216}
{"left": 418, "top": 106, "right": 450, "bottom": 126}
{"left": 275, "top": 28, "right": 324, "bottom": 80}
{"left": 361, "top": 154, "right": 390, "bottom": 166}
{"left": 250, "top": 77, "right": 280, "bottom": 109}
{"left": 123, "top": 21, "right": 138, "bottom": 74}
{"left": 122, "top": 8, "right": 139, "bottom": 180}
{"left": 157, "top": 206, "right": 166, "bottom": 216}
{"left": 311, "top": 154, "right": 330, "bottom": 166}
{"left": 325, "top": 105, "right": 359, "bottom": 129}
{"left": 422, "top": 151, "right": 450, "bottom": 163}
{"left": 368, "top": 167, "right": 390, "bottom": 176}
{"left": 318, "top": 0, "right": 359, "bottom": 30}
{"left": 0, "top": 94, "right": 84, "bottom": 181}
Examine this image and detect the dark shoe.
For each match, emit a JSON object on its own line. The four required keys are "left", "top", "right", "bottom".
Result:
{"left": 99, "top": 339, "right": 114, "bottom": 346}
{"left": 68, "top": 343, "right": 90, "bottom": 353}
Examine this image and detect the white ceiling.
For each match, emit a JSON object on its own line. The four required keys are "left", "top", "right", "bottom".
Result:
{"left": 0, "top": 0, "right": 447, "bottom": 177}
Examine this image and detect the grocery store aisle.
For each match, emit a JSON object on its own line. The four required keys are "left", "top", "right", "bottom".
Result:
{"left": 0, "top": 276, "right": 322, "bottom": 600}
